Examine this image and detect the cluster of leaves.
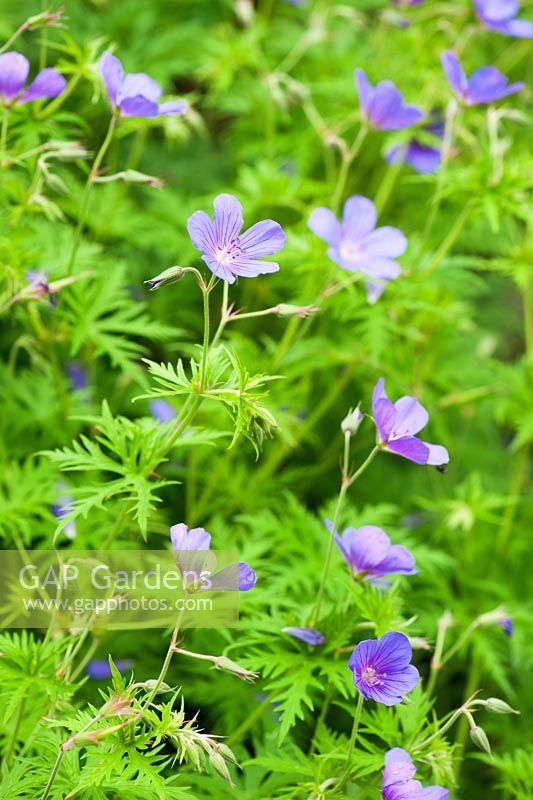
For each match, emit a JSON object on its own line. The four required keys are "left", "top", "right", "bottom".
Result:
{"left": 0, "top": 0, "right": 532, "bottom": 798}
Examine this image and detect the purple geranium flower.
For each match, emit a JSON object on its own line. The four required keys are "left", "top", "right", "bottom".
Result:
{"left": 150, "top": 399, "right": 176, "bottom": 423}
{"left": 372, "top": 378, "right": 449, "bottom": 466}
{"left": 499, "top": 615, "right": 513, "bottom": 636}
{"left": 282, "top": 626, "right": 325, "bottom": 645}
{"left": 308, "top": 195, "right": 406, "bottom": 303}
{"left": 187, "top": 193, "right": 285, "bottom": 284}
{"left": 170, "top": 524, "right": 256, "bottom": 592}
{"left": 67, "top": 361, "right": 88, "bottom": 391}
{"left": 86, "top": 659, "right": 134, "bottom": 680}
{"left": 441, "top": 51, "right": 524, "bottom": 105}
{"left": 382, "top": 748, "right": 450, "bottom": 800}
{"left": 474, "top": 0, "right": 533, "bottom": 37}
{"left": 349, "top": 632, "right": 419, "bottom": 705}
{"left": 325, "top": 520, "right": 416, "bottom": 582}
{"left": 355, "top": 69, "right": 424, "bottom": 131}
{"left": 385, "top": 115, "right": 444, "bottom": 174}
{"left": 99, "top": 51, "right": 187, "bottom": 118}
{"left": 0, "top": 51, "right": 65, "bottom": 106}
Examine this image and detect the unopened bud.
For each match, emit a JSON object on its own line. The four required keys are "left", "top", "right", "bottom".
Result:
{"left": 408, "top": 637, "right": 431, "bottom": 651}
{"left": 470, "top": 725, "right": 491, "bottom": 755}
{"left": 210, "top": 752, "right": 234, "bottom": 785}
{"left": 235, "top": 0, "right": 254, "bottom": 26}
{"left": 145, "top": 266, "right": 185, "bottom": 291}
{"left": 484, "top": 698, "right": 519, "bottom": 715}
{"left": 276, "top": 303, "right": 319, "bottom": 318}
{"left": 341, "top": 406, "right": 363, "bottom": 436}
{"left": 213, "top": 656, "right": 258, "bottom": 683}
{"left": 24, "top": 7, "right": 64, "bottom": 31}
{"left": 139, "top": 679, "right": 172, "bottom": 694}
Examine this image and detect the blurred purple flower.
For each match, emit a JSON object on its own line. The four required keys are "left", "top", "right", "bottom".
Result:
{"left": 372, "top": 378, "right": 449, "bottom": 466}
{"left": 349, "top": 632, "right": 419, "bottom": 705}
{"left": 99, "top": 51, "right": 187, "bottom": 118}
{"left": 51, "top": 484, "right": 76, "bottom": 541}
{"left": 0, "top": 51, "right": 65, "bottom": 106}
{"left": 187, "top": 193, "right": 285, "bottom": 284}
{"left": 325, "top": 520, "right": 416, "bottom": 582}
{"left": 150, "top": 399, "right": 176, "bottom": 423}
{"left": 474, "top": 0, "right": 533, "bottom": 37}
{"left": 393, "top": 0, "right": 425, "bottom": 5}
{"left": 355, "top": 69, "right": 424, "bottom": 130}
{"left": 441, "top": 51, "right": 524, "bottom": 105}
{"left": 170, "top": 523, "right": 211, "bottom": 552}
{"left": 382, "top": 748, "right": 450, "bottom": 800}
{"left": 67, "top": 361, "right": 88, "bottom": 391}
{"left": 499, "top": 615, "right": 513, "bottom": 635}
{"left": 170, "top": 524, "right": 256, "bottom": 592}
{"left": 385, "top": 115, "right": 444, "bottom": 174}
{"left": 283, "top": 626, "right": 325, "bottom": 645}
{"left": 86, "top": 659, "right": 133, "bottom": 680}
{"left": 308, "top": 196, "right": 406, "bottom": 287}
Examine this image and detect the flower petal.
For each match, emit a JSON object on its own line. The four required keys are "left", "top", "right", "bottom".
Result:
{"left": 0, "top": 51, "right": 29, "bottom": 102}
{"left": 342, "top": 195, "right": 377, "bottom": 239}
{"left": 213, "top": 193, "right": 243, "bottom": 249}
{"left": 383, "top": 748, "right": 416, "bottom": 787}
{"left": 17, "top": 68, "right": 66, "bottom": 104}
{"left": 342, "top": 525, "right": 392, "bottom": 572}
{"left": 188, "top": 209, "right": 217, "bottom": 256}
{"left": 441, "top": 51, "right": 468, "bottom": 98}
{"left": 370, "top": 665, "right": 420, "bottom": 704}
{"left": 385, "top": 436, "right": 430, "bottom": 464}
{"left": 419, "top": 788, "right": 450, "bottom": 800}
{"left": 229, "top": 257, "right": 280, "bottom": 278}
{"left": 380, "top": 105, "right": 424, "bottom": 131}
{"left": 349, "top": 638, "right": 378, "bottom": 672}
{"left": 239, "top": 219, "right": 286, "bottom": 257}
{"left": 420, "top": 442, "right": 449, "bottom": 465}
{"left": 392, "top": 396, "right": 429, "bottom": 436}
{"left": 283, "top": 626, "right": 325, "bottom": 645}
{"left": 99, "top": 51, "right": 123, "bottom": 104}
{"left": 119, "top": 72, "right": 162, "bottom": 102}
{"left": 202, "top": 254, "right": 236, "bottom": 283}
{"left": 354, "top": 68, "right": 373, "bottom": 116}
{"left": 376, "top": 545, "right": 417, "bottom": 576}
{"left": 308, "top": 207, "right": 341, "bottom": 246}
{"left": 357, "top": 257, "right": 401, "bottom": 280}
{"left": 119, "top": 95, "right": 159, "bottom": 117}
{"left": 474, "top": 0, "right": 518, "bottom": 22}
{"left": 158, "top": 100, "right": 187, "bottom": 115}
{"left": 361, "top": 226, "right": 407, "bottom": 258}
{"left": 373, "top": 631, "right": 413, "bottom": 672}
{"left": 492, "top": 17, "right": 533, "bottom": 36}
{"left": 366, "top": 280, "right": 388, "bottom": 304}
{"left": 374, "top": 397, "right": 397, "bottom": 442}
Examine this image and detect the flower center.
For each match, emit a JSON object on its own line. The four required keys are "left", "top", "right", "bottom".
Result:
{"left": 361, "top": 666, "right": 382, "bottom": 686}
{"left": 216, "top": 237, "right": 244, "bottom": 266}
{"left": 339, "top": 237, "right": 363, "bottom": 264}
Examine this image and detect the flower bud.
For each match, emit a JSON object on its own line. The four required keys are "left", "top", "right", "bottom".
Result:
{"left": 139, "top": 679, "right": 172, "bottom": 694}
{"left": 145, "top": 267, "right": 185, "bottom": 291}
{"left": 213, "top": 656, "right": 258, "bottom": 683}
{"left": 483, "top": 698, "right": 519, "bottom": 715}
{"left": 341, "top": 406, "right": 363, "bottom": 436}
{"left": 210, "top": 752, "right": 234, "bottom": 785}
{"left": 275, "top": 304, "right": 319, "bottom": 318}
{"left": 470, "top": 724, "right": 491, "bottom": 755}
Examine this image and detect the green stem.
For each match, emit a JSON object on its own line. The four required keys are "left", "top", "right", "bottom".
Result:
{"left": 453, "top": 656, "right": 480, "bottom": 781}
{"left": 425, "top": 613, "right": 451, "bottom": 698}
{"left": 309, "top": 446, "right": 379, "bottom": 627}
{"left": 41, "top": 750, "right": 64, "bottom": 800}
{"left": 4, "top": 695, "right": 26, "bottom": 763}
{"left": 424, "top": 199, "right": 474, "bottom": 275}
{"left": 524, "top": 274, "right": 533, "bottom": 357}
{"left": 332, "top": 126, "right": 367, "bottom": 214}
{"left": 66, "top": 115, "right": 117, "bottom": 274}
{"left": 338, "top": 693, "right": 364, "bottom": 789}
{"left": 211, "top": 281, "right": 230, "bottom": 347}
{"left": 1, "top": 107, "right": 9, "bottom": 174}
{"left": 145, "top": 613, "right": 184, "bottom": 706}
{"left": 38, "top": 73, "right": 82, "bottom": 120}
{"left": 199, "top": 278, "right": 215, "bottom": 391}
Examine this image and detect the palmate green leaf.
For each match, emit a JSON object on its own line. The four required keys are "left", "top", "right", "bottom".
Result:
{"left": 262, "top": 662, "right": 322, "bottom": 744}
{"left": 0, "top": 459, "right": 58, "bottom": 544}
{"left": 61, "top": 265, "right": 181, "bottom": 375}
{"left": 42, "top": 402, "right": 178, "bottom": 536}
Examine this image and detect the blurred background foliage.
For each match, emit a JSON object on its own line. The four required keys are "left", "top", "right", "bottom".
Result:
{"left": 0, "top": 0, "right": 532, "bottom": 798}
